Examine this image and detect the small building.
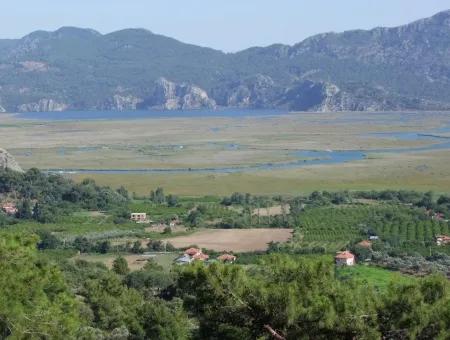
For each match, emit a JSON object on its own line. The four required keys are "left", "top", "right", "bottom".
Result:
{"left": 2, "top": 203, "right": 17, "bottom": 215}
{"left": 436, "top": 235, "right": 450, "bottom": 246}
{"left": 217, "top": 253, "right": 237, "bottom": 263}
{"left": 432, "top": 213, "right": 445, "bottom": 221}
{"left": 175, "top": 247, "right": 209, "bottom": 265}
{"left": 175, "top": 254, "right": 193, "bottom": 265}
{"left": 357, "top": 240, "right": 372, "bottom": 248}
{"left": 130, "top": 213, "right": 147, "bottom": 223}
{"left": 184, "top": 247, "right": 202, "bottom": 257}
{"left": 368, "top": 235, "right": 379, "bottom": 241}
{"left": 335, "top": 251, "right": 355, "bottom": 266}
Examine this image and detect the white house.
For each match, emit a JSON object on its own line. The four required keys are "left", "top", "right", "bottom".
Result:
{"left": 436, "top": 235, "right": 450, "bottom": 246}
{"left": 130, "top": 213, "right": 147, "bottom": 223}
{"left": 175, "top": 254, "right": 193, "bottom": 265}
{"left": 335, "top": 251, "right": 355, "bottom": 266}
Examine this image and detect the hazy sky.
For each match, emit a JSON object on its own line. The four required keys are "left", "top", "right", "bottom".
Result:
{"left": 1, "top": 0, "right": 449, "bottom": 52}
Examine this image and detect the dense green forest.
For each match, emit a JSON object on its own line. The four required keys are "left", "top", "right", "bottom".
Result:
{"left": 1, "top": 169, "right": 450, "bottom": 338}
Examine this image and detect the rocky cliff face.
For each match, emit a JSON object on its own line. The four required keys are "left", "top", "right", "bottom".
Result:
{"left": 112, "top": 94, "right": 143, "bottom": 111}
{"left": 17, "top": 99, "right": 68, "bottom": 112}
{"left": 212, "top": 74, "right": 280, "bottom": 108}
{"left": 142, "top": 78, "right": 216, "bottom": 110}
{"left": 0, "top": 149, "right": 23, "bottom": 172}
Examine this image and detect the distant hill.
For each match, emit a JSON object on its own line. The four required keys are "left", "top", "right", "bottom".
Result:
{"left": 1, "top": 10, "right": 450, "bottom": 112}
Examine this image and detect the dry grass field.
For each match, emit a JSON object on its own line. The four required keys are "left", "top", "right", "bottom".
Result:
{"left": 163, "top": 228, "right": 293, "bottom": 252}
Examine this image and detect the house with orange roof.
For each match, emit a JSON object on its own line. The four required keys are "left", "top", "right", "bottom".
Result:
{"left": 175, "top": 247, "right": 209, "bottom": 265}
{"left": 184, "top": 247, "right": 202, "bottom": 257}
{"left": 217, "top": 253, "right": 237, "bottom": 263}
{"left": 335, "top": 251, "right": 355, "bottom": 266}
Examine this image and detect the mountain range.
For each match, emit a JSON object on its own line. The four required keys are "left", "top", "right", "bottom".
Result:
{"left": 1, "top": 10, "right": 450, "bottom": 112}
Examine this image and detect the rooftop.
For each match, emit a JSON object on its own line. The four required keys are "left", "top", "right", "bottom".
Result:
{"left": 335, "top": 251, "right": 355, "bottom": 259}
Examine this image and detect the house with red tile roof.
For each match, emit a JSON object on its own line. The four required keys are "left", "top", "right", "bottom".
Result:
{"left": 184, "top": 247, "right": 202, "bottom": 257}
{"left": 335, "top": 251, "right": 355, "bottom": 266}
{"left": 175, "top": 247, "right": 209, "bottom": 265}
{"left": 217, "top": 254, "right": 237, "bottom": 263}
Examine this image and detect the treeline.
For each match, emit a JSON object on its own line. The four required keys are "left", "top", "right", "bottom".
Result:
{"left": 37, "top": 230, "right": 176, "bottom": 255}
{"left": 221, "top": 189, "right": 450, "bottom": 215}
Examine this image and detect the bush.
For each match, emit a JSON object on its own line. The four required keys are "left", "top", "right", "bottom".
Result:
{"left": 112, "top": 256, "right": 129, "bottom": 275}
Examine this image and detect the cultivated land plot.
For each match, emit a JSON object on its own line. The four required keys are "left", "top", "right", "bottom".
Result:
{"left": 164, "top": 228, "right": 293, "bottom": 252}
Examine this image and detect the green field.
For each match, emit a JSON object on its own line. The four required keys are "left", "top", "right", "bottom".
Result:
{"left": 336, "top": 265, "right": 414, "bottom": 290}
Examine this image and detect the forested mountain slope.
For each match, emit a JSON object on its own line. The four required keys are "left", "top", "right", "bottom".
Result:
{"left": 1, "top": 10, "right": 450, "bottom": 112}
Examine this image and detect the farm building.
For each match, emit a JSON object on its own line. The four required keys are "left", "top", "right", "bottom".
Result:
{"left": 1, "top": 203, "right": 17, "bottom": 215}
{"left": 130, "top": 213, "right": 147, "bottom": 223}
{"left": 335, "top": 251, "right": 355, "bottom": 266}
{"left": 436, "top": 235, "right": 450, "bottom": 246}
{"left": 217, "top": 254, "right": 237, "bottom": 263}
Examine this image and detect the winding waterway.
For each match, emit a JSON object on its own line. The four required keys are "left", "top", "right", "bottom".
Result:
{"left": 44, "top": 133, "right": 450, "bottom": 175}
{"left": 16, "top": 110, "right": 450, "bottom": 175}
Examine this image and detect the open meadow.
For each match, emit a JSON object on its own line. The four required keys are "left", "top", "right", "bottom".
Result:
{"left": 335, "top": 265, "right": 414, "bottom": 291}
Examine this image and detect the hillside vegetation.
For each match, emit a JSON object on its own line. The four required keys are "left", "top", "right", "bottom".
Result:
{"left": 1, "top": 11, "right": 450, "bottom": 112}
{"left": 1, "top": 169, "right": 450, "bottom": 337}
